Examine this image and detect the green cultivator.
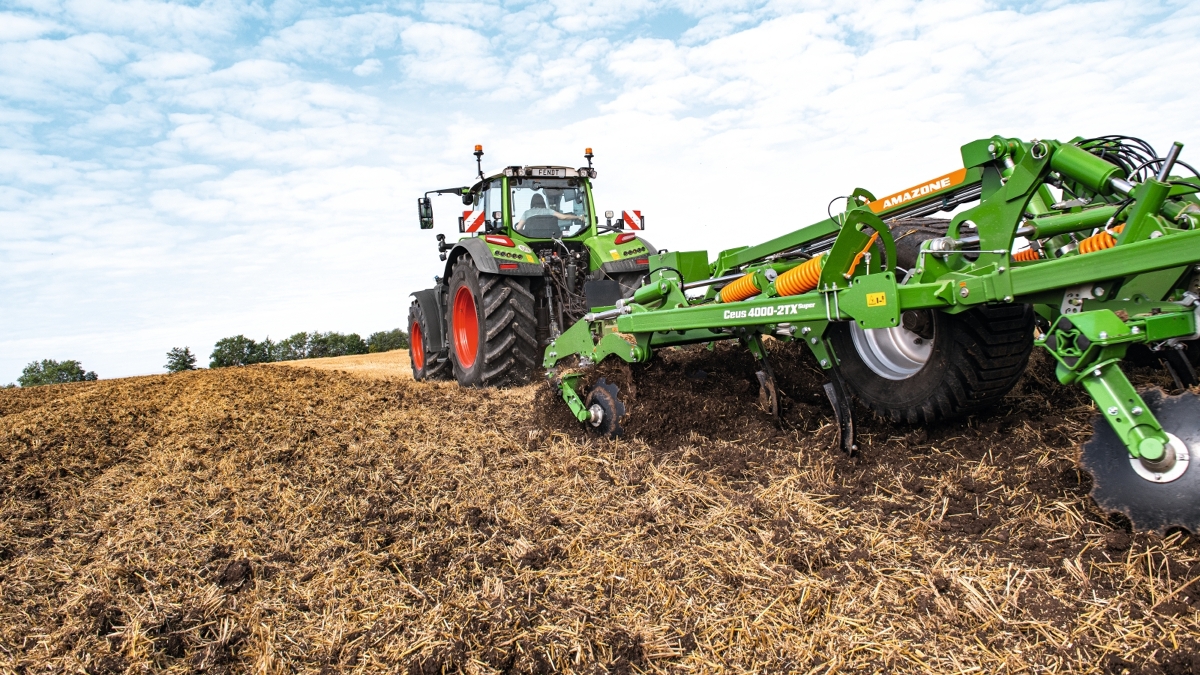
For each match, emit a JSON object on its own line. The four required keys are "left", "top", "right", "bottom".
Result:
{"left": 410, "top": 137, "right": 1200, "bottom": 534}
{"left": 539, "top": 135, "right": 1200, "bottom": 534}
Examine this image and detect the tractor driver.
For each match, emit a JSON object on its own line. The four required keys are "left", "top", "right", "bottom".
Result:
{"left": 515, "top": 193, "right": 582, "bottom": 233}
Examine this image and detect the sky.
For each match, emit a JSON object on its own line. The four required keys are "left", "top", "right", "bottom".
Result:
{"left": 2, "top": 0, "right": 1199, "bottom": 382}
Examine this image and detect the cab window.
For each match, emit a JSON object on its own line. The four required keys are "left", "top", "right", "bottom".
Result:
{"left": 510, "top": 178, "right": 589, "bottom": 238}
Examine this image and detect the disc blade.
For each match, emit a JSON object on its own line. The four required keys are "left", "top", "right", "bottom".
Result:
{"left": 1081, "top": 389, "right": 1200, "bottom": 534}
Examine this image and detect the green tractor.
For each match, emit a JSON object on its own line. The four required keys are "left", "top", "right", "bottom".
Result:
{"left": 408, "top": 146, "right": 653, "bottom": 387}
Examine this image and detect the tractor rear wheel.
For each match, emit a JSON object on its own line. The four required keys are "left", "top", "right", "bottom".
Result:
{"left": 830, "top": 304, "right": 1035, "bottom": 424}
{"left": 408, "top": 300, "right": 450, "bottom": 381}
{"left": 447, "top": 256, "right": 539, "bottom": 387}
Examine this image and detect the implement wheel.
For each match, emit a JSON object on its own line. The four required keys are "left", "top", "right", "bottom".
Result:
{"left": 408, "top": 300, "right": 450, "bottom": 381}
{"left": 829, "top": 304, "right": 1035, "bottom": 424}
{"left": 446, "top": 256, "right": 538, "bottom": 387}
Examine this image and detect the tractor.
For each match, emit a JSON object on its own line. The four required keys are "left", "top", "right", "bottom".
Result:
{"left": 408, "top": 147, "right": 653, "bottom": 387}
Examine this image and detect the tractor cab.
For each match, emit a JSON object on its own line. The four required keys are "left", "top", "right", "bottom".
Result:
{"left": 453, "top": 166, "right": 597, "bottom": 241}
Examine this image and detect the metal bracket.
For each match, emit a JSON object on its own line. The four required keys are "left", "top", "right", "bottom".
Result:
{"left": 1060, "top": 283, "right": 1095, "bottom": 315}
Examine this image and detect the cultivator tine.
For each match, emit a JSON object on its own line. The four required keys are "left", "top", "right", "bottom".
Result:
{"left": 1161, "top": 348, "right": 1199, "bottom": 390}
{"left": 1081, "top": 389, "right": 1200, "bottom": 535}
{"left": 823, "top": 375, "right": 858, "bottom": 455}
{"left": 755, "top": 369, "right": 779, "bottom": 419}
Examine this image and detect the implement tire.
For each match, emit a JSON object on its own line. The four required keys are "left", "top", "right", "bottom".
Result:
{"left": 830, "top": 304, "right": 1035, "bottom": 424}
{"left": 891, "top": 218, "right": 950, "bottom": 271}
{"left": 408, "top": 300, "right": 450, "bottom": 381}
{"left": 447, "top": 256, "right": 538, "bottom": 387}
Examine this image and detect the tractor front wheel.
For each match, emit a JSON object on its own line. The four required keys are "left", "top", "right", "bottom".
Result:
{"left": 829, "top": 304, "right": 1035, "bottom": 424}
{"left": 447, "top": 256, "right": 538, "bottom": 387}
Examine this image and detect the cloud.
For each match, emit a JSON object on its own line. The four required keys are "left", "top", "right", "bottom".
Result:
{"left": 353, "top": 58, "right": 382, "bottom": 76}
{"left": 0, "top": 33, "right": 132, "bottom": 102}
{"left": 421, "top": 1, "right": 506, "bottom": 29}
{"left": 259, "top": 12, "right": 412, "bottom": 62}
{"left": 58, "top": 0, "right": 245, "bottom": 42}
{"left": 400, "top": 22, "right": 503, "bottom": 86}
{"left": 126, "top": 51, "right": 214, "bottom": 79}
{"left": 0, "top": 12, "right": 64, "bottom": 41}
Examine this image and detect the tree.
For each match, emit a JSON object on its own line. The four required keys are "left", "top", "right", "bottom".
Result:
{"left": 273, "top": 332, "right": 310, "bottom": 361}
{"left": 165, "top": 347, "right": 197, "bottom": 373}
{"left": 367, "top": 328, "right": 409, "bottom": 353}
{"left": 18, "top": 359, "right": 98, "bottom": 387}
{"left": 209, "top": 335, "right": 273, "bottom": 368}
{"left": 307, "top": 331, "right": 367, "bottom": 358}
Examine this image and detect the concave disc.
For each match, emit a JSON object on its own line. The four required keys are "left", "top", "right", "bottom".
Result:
{"left": 1081, "top": 389, "right": 1200, "bottom": 535}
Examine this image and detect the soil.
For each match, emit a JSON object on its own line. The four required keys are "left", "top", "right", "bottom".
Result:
{"left": 2, "top": 346, "right": 1199, "bottom": 673}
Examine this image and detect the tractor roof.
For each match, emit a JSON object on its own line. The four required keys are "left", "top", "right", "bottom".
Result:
{"left": 497, "top": 165, "right": 597, "bottom": 180}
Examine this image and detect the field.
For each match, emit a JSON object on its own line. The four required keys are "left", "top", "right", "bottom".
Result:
{"left": 2, "top": 346, "right": 1199, "bottom": 674}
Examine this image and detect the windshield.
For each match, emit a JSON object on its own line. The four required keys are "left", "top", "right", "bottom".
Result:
{"left": 510, "top": 177, "right": 590, "bottom": 238}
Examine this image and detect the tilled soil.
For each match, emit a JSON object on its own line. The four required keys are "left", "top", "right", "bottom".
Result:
{"left": 2, "top": 347, "right": 1200, "bottom": 674}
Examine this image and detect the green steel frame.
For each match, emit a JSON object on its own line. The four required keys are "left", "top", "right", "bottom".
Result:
{"left": 544, "top": 136, "right": 1200, "bottom": 464}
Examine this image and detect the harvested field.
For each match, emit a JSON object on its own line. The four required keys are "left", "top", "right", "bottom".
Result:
{"left": 2, "top": 346, "right": 1200, "bottom": 674}
{"left": 271, "top": 351, "right": 413, "bottom": 381}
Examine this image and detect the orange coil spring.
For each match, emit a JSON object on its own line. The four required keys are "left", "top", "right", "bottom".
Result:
{"left": 719, "top": 273, "right": 761, "bottom": 303}
{"left": 776, "top": 254, "right": 826, "bottom": 296}
{"left": 1079, "top": 224, "right": 1124, "bottom": 255}
{"left": 1012, "top": 248, "right": 1040, "bottom": 262}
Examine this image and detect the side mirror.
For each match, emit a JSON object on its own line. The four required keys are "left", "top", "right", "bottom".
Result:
{"left": 418, "top": 197, "right": 434, "bottom": 229}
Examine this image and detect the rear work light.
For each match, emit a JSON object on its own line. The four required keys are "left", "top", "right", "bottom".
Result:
{"left": 499, "top": 263, "right": 519, "bottom": 270}
{"left": 615, "top": 232, "right": 638, "bottom": 245}
{"left": 485, "top": 235, "right": 515, "bottom": 247}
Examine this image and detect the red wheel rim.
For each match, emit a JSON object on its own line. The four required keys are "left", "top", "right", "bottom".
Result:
{"left": 410, "top": 321, "right": 424, "bottom": 370}
{"left": 452, "top": 286, "right": 479, "bottom": 368}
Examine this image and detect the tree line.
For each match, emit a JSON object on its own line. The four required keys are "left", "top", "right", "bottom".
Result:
{"left": 171, "top": 329, "right": 410, "bottom": 371}
{"left": 3, "top": 329, "right": 410, "bottom": 386}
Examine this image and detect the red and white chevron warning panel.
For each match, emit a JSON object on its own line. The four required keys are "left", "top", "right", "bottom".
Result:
{"left": 622, "top": 210, "right": 643, "bottom": 230}
{"left": 461, "top": 210, "right": 486, "bottom": 233}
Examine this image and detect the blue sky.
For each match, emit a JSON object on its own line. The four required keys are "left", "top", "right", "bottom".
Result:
{"left": 2, "top": 0, "right": 1199, "bottom": 382}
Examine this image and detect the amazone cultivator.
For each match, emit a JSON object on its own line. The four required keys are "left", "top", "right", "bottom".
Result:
{"left": 538, "top": 135, "right": 1200, "bottom": 534}
{"left": 409, "top": 138, "right": 1200, "bottom": 533}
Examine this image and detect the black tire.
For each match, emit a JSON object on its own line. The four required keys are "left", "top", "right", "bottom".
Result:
{"left": 890, "top": 218, "right": 950, "bottom": 271}
{"left": 446, "top": 256, "right": 538, "bottom": 387}
{"left": 830, "top": 304, "right": 1035, "bottom": 424}
{"left": 408, "top": 300, "right": 450, "bottom": 381}
{"left": 611, "top": 272, "right": 646, "bottom": 299}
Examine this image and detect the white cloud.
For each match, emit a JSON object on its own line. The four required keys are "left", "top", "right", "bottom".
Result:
{"left": 126, "top": 51, "right": 214, "bottom": 79}
{"left": 0, "top": 12, "right": 63, "bottom": 41}
{"left": 400, "top": 21, "right": 503, "bottom": 86}
{"left": 421, "top": 1, "right": 505, "bottom": 29}
{"left": 259, "top": 12, "right": 411, "bottom": 61}
{"left": 59, "top": 0, "right": 245, "bottom": 41}
{"left": 353, "top": 58, "right": 382, "bottom": 76}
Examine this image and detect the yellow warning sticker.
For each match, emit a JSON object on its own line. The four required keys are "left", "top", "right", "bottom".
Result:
{"left": 526, "top": 254, "right": 536, "bottom": 263}
{"left": 866, "top": 292, "right": 887, "bottom": 307}
{"left": 610, "top": 250, "right": 620, "bottom": 260}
